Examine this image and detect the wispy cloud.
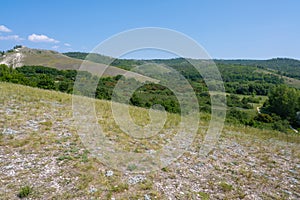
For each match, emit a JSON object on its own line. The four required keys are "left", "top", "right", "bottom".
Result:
{"left": 64, "top": 43, "right": 71, "bottom": 47}
{"left": 28, "top": 34, "right": 59, "bottom": 43}
{"left": 52, "top": 45, "right": 60, "bottom": 49}
{"left": 0, "top": 35, "right": 23, "bottom": 41}
{"left": 0, "top": 25, "right": 12, "bottom": 32}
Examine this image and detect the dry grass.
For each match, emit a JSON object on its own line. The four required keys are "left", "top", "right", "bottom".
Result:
{"left": 0, "top": 82, "right": 299, "bottom": 199}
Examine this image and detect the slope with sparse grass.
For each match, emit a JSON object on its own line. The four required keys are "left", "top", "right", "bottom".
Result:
{"left": 0, "top": 82, "right": 299, "bottom": 199}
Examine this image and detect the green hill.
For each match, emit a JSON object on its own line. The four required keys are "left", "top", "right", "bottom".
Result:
{"left": 0, "top": 47, "right": 156, "bottom": 82}
{"left": 215, "top": 58, "right": 300, "bottom": 79}
{"left": 64, "top": 52, "right": 300, "bottom": 87}
{"left": 1, "top": 48, "right": 300, "bottom": 198}
{"left": 64, "top": 52, "right": 300, "bottom": 79}
{"left": 2, "top": 49, "right": 299, "bottom": 132}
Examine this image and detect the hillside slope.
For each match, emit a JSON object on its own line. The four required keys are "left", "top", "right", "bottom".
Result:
{"left": 64, "top": 52, "right": 300, "bottom": 79}
{"left": 64, "top": 52, "right": 300, "bottom": 89}
{"left": 64, "top": 52, "right": 146, "bottom": 71}
{"left": 0, "top": 82, "right": 299, "bottom": 199}
{"left": 215, "top": 58, "right": 300, "bottom": 79}
{"left": 0, "top": 47, "right": 156, "bottom": 82}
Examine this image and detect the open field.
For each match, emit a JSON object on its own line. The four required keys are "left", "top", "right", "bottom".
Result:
{"left": 0, "top": 82, "right": 299, "bottom": 199}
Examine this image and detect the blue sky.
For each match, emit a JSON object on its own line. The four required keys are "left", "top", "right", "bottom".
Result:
{"left": 1, "top": 0, "right": 300, "bottom": 59}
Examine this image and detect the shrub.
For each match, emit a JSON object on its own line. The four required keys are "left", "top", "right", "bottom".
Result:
{"left": 18, "top": 186, "right": 32, "bottom": 198}
{"left": 254, "top": 113, "right": 273, "bottom": 123}
{"left": 198, "top": 192, "right": 210, "bottom": 200}
{"left": 219, "top": 181, "right": 233, "bottom": 192}
{"left": 226, "top": 108, "right": 251, "bottom": 124}
{"left": 272, "top": 120, "right": 290, "bottom": 132}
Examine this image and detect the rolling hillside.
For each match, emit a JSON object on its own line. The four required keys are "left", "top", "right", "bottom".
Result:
{"left": 2, "top": 48, "right": 300, "bottom": 133}
{"left": 64, "top": 52, "right": 300, "bottom": 80}
{"left": 64, "top": 52, "right": 300, "bottom": 90}
{"left": 0, "top": 47, "right": 157, "bottom": 82}
{"left": 1, "top": 47, "right": 300, "bottom": 198}
{"left": 64, "top": 52, "right": 146, "bottom": 71}
{"left": 215, "top": 58, "right": 300, "bottom": 79}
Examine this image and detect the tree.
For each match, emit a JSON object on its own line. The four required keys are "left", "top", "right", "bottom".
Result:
{"left": 266, "top": 85, "right": 300, "bottom": 125}
{"left": 37, "top": 74, "right": 56, "bottom": 90}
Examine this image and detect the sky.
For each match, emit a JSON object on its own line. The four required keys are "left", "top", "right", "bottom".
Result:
{"left": 1, "top": 0, "right": 300, "bottom": 59}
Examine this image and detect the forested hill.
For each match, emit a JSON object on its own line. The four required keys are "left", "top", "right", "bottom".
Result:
{"left": 1, "top": 49, "right": 299, "bottom": 133}
{"left": 64, "top": 52, "right": 300, "bottom": 79}
{"left": 214, "top": 58, "right": 300, "bottom": 79}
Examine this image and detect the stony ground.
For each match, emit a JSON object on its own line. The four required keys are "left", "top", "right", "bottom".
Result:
{"left": 0, "top": 82, "right": 299, "bottom": 199}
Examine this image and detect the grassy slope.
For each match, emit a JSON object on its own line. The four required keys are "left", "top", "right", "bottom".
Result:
{"left": 0, "top": 82, "right": 299, "bottom": 199}
{"left": 0, "top": 48, "right": 157, "bottom": 82}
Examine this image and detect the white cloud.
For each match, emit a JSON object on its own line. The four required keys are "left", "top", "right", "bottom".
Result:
{"left": 52, "top": 45, "right": 60, "bottom": 49}
{"left": 0, "top": 25, "right": 12, "bottom": 32}
{"left": 64, "top": 43, "right": 71, "bottom": 47}
{"left": 28, "top": 34, "right": 59, "bottom": 43}
{"left": 0, "top": 35, "right": 23, "bottom": 41}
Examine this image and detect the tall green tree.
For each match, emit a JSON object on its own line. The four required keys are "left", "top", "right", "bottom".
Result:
{"left": 266, "top": 85, "right": 300, "bottom": 123}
